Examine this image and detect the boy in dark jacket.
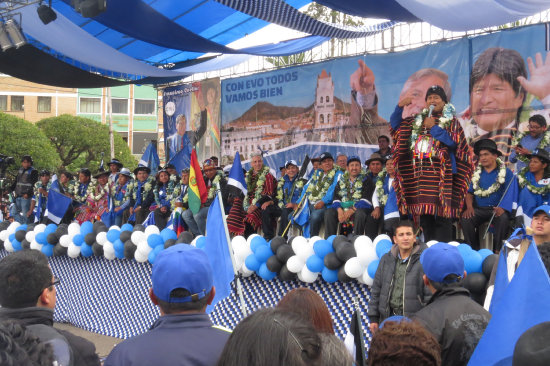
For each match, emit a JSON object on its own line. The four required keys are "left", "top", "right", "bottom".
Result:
{"left": 368, "top": 221, "right": 430, "bottom": 334}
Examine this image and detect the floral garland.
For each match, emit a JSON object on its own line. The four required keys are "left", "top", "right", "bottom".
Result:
{"left": 375, "top": 168, "right": 388, "bottom": 206}
{"left": 126, "top": 176, "right": 155, "bottom": 203}
{"left": 70, "top": 178, "right": 96, "bottom": 204}
{"left": 244, "top": 166, "right": 270, "bottom": 209}
{"left": 206, "top": 171, "right": 224, "bottom": 200}
{"left": 306, "top": 168, "right": 338, "bottom": 202}
{"left": 154, "top": 179, "right": 177, "bottom": 206}
{"left": 472, "top": 158, "right": 507, "bottom": 197}
{"left": 517, "top": 167, "right": 550, "bottom": 195}
{"left": 511, "top": 130, "right": 550, "bottom": 163}
{"left": 410, "top": 103, "right": 456, "bottom": 151}
{"left": 338, "top": 171, "right": 365, "bottom": 203}
{"left": 276, "top": 176, "right": 305, "bottom": 208}
{"left": 90, "top": 182, "right": 109, "bottom": 202}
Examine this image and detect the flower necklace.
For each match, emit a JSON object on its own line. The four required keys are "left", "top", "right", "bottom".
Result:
{"left": 206, "top": 171, "right": 224, "bottom": 200}
{"left": 307, "top": 168, "right": 337, "bottom": 202}
{"left": 276, "top": 175, "right": 305, "bottom": 207}
{"left": 112, "top": 181, "right": 129, "bottom": 207}
{"left": 244, "top": 166, "right": 270, "bottom": 209}
{"left": 127, "top": 176, "right": 155, "bottom": 202}
{"left": 410, "top": 103, "right": 455, "bottom": 152}
{"left": 71, "top": 178, "right": 96, "bottom": 204}
{"left": 375, "top": 168, "right": 388, "bottom": 206}
{"left": 517, "top": 167, "right": 550, "bottom": 195}
{"left": 154, "top": 179, "right": 177, "bottom": 205}
{"left": 90, "top": 181, "right": 109, "bottom": 201}
{"left": 338, "top": 171, "right": 365, "bottom": 203}
{"left": 511, "top": 130, "right": 550, "bottom": 163}
{"left": 472, "top": 158, "right": 506, "bottom": 197}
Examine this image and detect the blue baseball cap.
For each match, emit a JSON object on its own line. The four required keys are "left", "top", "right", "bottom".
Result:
{"left": 347, "top": 155, "right": 361, "bottom": 165}
{"left": 285, "top": 160, "right": 298, "bottom": 168}
{"left": 152, "top": 244, "right": 213, "bottom": 303}
{"left": 420, "top": 242, "right": 464, "bottom": 282}
{"left": 533, "top": 205, "right": 550, "bottom": 218}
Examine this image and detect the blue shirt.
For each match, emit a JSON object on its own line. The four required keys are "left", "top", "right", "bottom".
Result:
{"left": 278, "top": 175, "right": 303, "bottom": 207}
{"left": 509, "top": 133, "right": 550, "bottom": 171}
{"left": 469, "top": 167, "right": 516, "bottom": 212}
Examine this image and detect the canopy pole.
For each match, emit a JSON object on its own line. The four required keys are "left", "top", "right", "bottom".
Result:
{"left": 107, "top": 87, "right": 115, "bottom": 159}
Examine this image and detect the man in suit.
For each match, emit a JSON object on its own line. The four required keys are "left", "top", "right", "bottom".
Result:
{"left": 166, "top": 109, "right": 207, "bottom": 160}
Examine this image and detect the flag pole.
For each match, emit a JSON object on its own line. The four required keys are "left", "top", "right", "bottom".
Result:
{"left": 215, "top": 182, "right": 248, "bottom": 317}
{"left": 482, "top": 175, "right": 516, "bottom": 240}
{"left": 353, "top": 297, "right": 366, "bottom": 365}
{"left": 282, "top": 193, "right": 307, "bottom": 237}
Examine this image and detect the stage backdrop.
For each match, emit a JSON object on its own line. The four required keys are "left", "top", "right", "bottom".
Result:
{"left": 221, "top": 23, "right": 550, "bottom": 169}
{"left": 163, "top": 78, "right": 221, "bottom": 164}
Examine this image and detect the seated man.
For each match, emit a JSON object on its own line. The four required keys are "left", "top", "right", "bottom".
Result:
{"left": 110, "top": 168, "right": 132, "bottom": 227}
{"left": 414, "top": 243, "right": 491, "bottom": 366}
{"left": 368, "top": 221, "right": 430, "bottom": 333}
{"left": 70, "top": 168, "right": 93, "bottom": 212}
{"left": 336, "top": 153, "right": 348, "bottom": 171}
{"left": 275, "top": 160, "right": 307, "bottom": 238}
{"left": 372, "top": 157, "right": 401, "bottom": 236}
{"left": 126, "top": 165, "right": 156, "bottom": 225}
{"left": 461, "top": 139, "right": 517, "bottom": 250}
{"left": 104, "top": 244, "right": 231, "bottom": 366}
{"left": 516, "top": 149, "right": 550, "bottom": 227}
{"left": 0, "top": 250, "right": 100, "bottom": 365}
{"left": 510, "top": 114, "right": 550, "bottom": 172}
{"left": 324, "top": 156, "right": 377, "bottom": 238}
{"left": 365, "top": 153, "right": 384, "bottom": 183}
{"left": 29, "top": 169, "right": 51, "bottom": 223}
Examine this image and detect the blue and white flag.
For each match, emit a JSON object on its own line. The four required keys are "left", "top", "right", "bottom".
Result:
{"left": 167, "top": 147, "right": 191, "bottom": 175}
{"left": 46, "top": 188, "right": 72, "bottom": 224}
{"left": 227, "top": 152, "right": 247, "bottom": 196}
{"left": 139, "top": 142, "right": 160, "bottom": 175}
{"left": 292, "top": 196, "right": 310, "bottom": 238}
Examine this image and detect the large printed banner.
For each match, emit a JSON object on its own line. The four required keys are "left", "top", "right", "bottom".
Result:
{"left": 163, "top": 78, "right": 221, "bottom": 164}
{"left": 222, "top": 24, "right": 550, "bottom": 170}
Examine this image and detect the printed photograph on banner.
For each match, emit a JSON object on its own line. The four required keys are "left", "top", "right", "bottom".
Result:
{"left": 162, "top": 78, "right": 221, "bottom": 164}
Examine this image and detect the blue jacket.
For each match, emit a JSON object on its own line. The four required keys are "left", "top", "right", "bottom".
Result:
{"left": 104, "top": 313, "right": 231, "bottom": 366}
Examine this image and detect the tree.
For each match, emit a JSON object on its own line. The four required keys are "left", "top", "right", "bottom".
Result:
{"left": 37, "top": 114, "right": 136, "bottom": 172}
{"left": 265, "top": 52, "right": 312, "bottom": 68}
{"left": 0, "top": 113, "right": 60, "bottom": 179}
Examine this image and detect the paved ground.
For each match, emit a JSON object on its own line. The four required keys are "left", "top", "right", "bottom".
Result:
{"left": 54, "top": 322, "right": 123, "bottom": 360}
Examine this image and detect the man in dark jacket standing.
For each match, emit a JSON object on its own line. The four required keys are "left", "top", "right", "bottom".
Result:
{"left": 414, "top": 242, "right": 491, "bottom": 366}
{"left": 0, "top": 250, "right": 100, "bottom": 366}
{"left": 10, "top": 155, "right": 38, "bottom": 224}
{"left": 368, "top": 221, "right": 430, "bottom": 334}
{"left": 105, "top": 244, "right": 231, "bottom": 366}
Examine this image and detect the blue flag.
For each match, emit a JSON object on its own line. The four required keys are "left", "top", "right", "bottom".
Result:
{"left": 292, "top": 196, "right": 310, "bottom": 238}
{"left": 46, "top": 188, "right": 72, "bottom": 224}
{"left": 139, "top": 142, "right": 160, "bottom": 175}
{"left": 167, "top": 147, "right": 191, "bottom": 175}
{"left": 227, "top": 152, "right": 247, "bottom": 196}
{"left": 468, "top": 241, "right": 550, "bottom": 365}
{"left": 203, "top": 195, "right": 234, "bottom": 313}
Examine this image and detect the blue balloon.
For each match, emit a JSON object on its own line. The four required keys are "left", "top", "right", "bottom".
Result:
{"left": 107, "top": 229, "right": 121, "bottom": 243}
{"left": 147, "top": 234, "right": 164, "bottom": 248}
{"left": 250, "top": 236, "right": 268, "bottom": 253}
{"left": 148, "top": 249, "right": 158, "bottom": 264}
{"left": 113, "top": 239, "right": 124, "bottom": 252}
{"left": 375, "top": 239, "right": 392, "bottom": 258}
{"left": 45, "top": 224, "right": 57, "bottom": 235}
{"left": 478, "top": 249, "right": 493, "bottom": 261}
{"left": 195, "top": 236, "right": 206, "bottom": 249}
{"left": 255, "top": 245, "right": 274, "bottom": 263}
{"left": 115, "top": 246, "right": 125, "bottom": 259}
{"left": 80, "top": 221, "right": 94, "bottom": 236}
{"left": 120, "top": 223, "right": 134, "bottom": 232}
{"left": 457, "top": 243, "right": 473, "bottom": 256}
{"left": 367, "top": 259, "right": 380, "bottom": 278}
{"left": 15, "top": 224, "right": 27, "bottom": 232}
{"left": 12, "top": 240, "right": 22, "bottom": 251}
{"left": 464, "top": 250, "right": 483, "bottom": 274}
{"left": 245, "top": 254, "right": 261, "bottom": 272}
{"left": 8, "top": 233, "right": 16, "bottom": 243}
{"left": 72, "top": 234, "right": 84, "bottom": 246}
{"left": 161, "top": 228, "right": 177, "bottom": 241}
{"left": 321, "top": 267, "right": 338, "bottom": 283}
{"left": 35, "top": 232, "right": 47, "bottom": 245}
{"left": 313, "top": 240, "right": 334, "bottom": 258}
{"left": 306, "top": 255, "right": 324, "bottom": 273}
{"left": 41, "top": 244, "right": 53, "bottom": 257}
{"left": 326, "top": 235, "right": 337, "bottom": 244}
{"left": 81, "top": 244, "right": 93, "bottom": 257}
{"left": 258, "top": 263, "right": 277, "bottom": 280}
{"left": 154, "top": 245, "right": 164, "bottom": 253}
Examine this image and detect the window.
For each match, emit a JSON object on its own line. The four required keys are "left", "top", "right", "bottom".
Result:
{"left": 80, "top": 97, "right": 101, "bottom": 113}
{"left": 0, "top": 95, "right": 6, "bottom": 111}
{"left": 37, "top": 96, "right": 51, "bottom": 113}
{"left": 319, "top": 97, "right": 323, "bottom": 103}
{"left": 134, "top": 99, "right": 155, "bottom": 115}
{"left": 326, "top": 96, "right": 329, "bottom": 102}
{"left": 11, "top": 96, "right": 24, "bottom": 111}
{"left": 111, "top": 99, "right": 128, "bottom": 114}
{"left": 320, "top": 114, "right": 324, "bottom": 124}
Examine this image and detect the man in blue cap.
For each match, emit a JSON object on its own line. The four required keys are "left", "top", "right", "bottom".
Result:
{"left": 414, "top": 243, "right": 491, "bottom": 366}
{"left": 105, "top": 244, "right": 231, "bottom": 366}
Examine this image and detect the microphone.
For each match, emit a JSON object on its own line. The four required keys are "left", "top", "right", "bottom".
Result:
{"left": 427, "top": 105, "right": 434, "bottom": 118}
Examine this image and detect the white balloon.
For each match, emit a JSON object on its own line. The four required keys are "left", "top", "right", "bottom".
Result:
{"left": 232, "top": 237, "right": 252, "bottom": 261}
{"left": 103, "top": 248, "right": 116, "bottom": 260}
{"left": 30, "top": 240, "right": 42, "bottom": 251}
{"left": 291, "top": 236, "right": 307, "bottom": 255}
{"left": 448, "top": 241, "right": 460, "bottom": 247}
{"left": 362, "top": 270, "right": 374, "bottom": 286}
{"left": 246, "top": 234, "right": 259, "bottom": 246}
{"left": 344, "top": 257, "right": 364, "bottom": 278}
{"left": 426, "top": 240, "right": 438, "bottom": 248}
{"left": 25, "top": 231, "right": 36, "bottom": 243}
{"left": 356, "top": 275, "right": 366, "bottom": 284}
{"left": 103, "top": 242, "right": 115, "bottom": 258}
{"left": 308, "top": 236, "right": 322, "bottom": 246}
{"left": 286, "top": 255, "right": 305, "bottom": 273}
{"left": 299, "top": 267, "right": 318, "bottom": 283}
{"left": 96, "top": 232, "right": 108, "bottom": 246}
{"left": 67, "top": 243, "right": 81, "bottom": 258}
{"left": 7, "top": 222, "right": 21, "bottom": 235}
{"left": 240, "top": 263, "right": 254, "bottom": 277}
{"left": 109, "top": 225, "right": 121, "bottom": 231}
{"left": 68, "top": 223, "right": 80, "bottom": 236}
{"left": 134, "top": 249, "right": 148, "bottom": 263}
{"left": 4, "top": 240, "right": 14, "bottom": 252}
{"left": 356, "top": 243, "right": 378, "bottom": 267}
{"left": 33, "top": 224, "right": 46, "bottom": 234}
{"left": 144, "top": 225, "right": 160, "bottom": 237}
{"left": 295, "top": 242, "right": 315, "bottom": 262}
{"left": 130, "top": 231, "right": 145, "bottom": 245}
{"left": 137, "top": 241, "right": 152, "bottom": 256}
{"left": 0, "top": 230, "right": 8, "bottom": 242}
{"left": 191, "top": 235, "right": 203, "bottom": 247}
{"left": 373, "top": 234, "right": 391, "bottom": 247}
{"left": 354, "top": 235, "right": 373, "bottom": 250}
{"left": 59, "top": 235, "right": 70, "bottom": 248}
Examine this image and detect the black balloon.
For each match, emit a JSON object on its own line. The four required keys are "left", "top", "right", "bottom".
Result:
{"left": 124, "top": 240, "right": 137, "bottom": 259}
{"left": 324, "top": 252, "right": 343, "bottom": 270}
{"left": 93, "top": 222, "right": 108, "bottom": 234}
{"left": 276, "top": 245, "right": 294, "bottom": 263}
{"left": 176, "top": 231, "right": 194, "bottom": 244}
{"left": 15, "top": 230, "right": 26, "bottom": 242}
{"left": 270, "top": 236, "right": 287, "bottom": 254}
{"left": 164, "top": 239, "right": 177, "bottom": 249}
{"left": 26, "top": 223, "right": 36, "bottom": 232}
{"left": 266, "top": 255, "right": 283, "bottom": 273}
{"left": 335, "top": 244, "right": 356, "bottom": 262}
{"left": 46, "top": 233, "right": 58, "bottom": 245}
{"left": 53, "top": 244, "right": 67, "bottom": 256}
{"left": 332, "top": 240, "right": 349, "bottom": 253}
{"left": 463, "top": 272, "right": 487, "bottom": 294}
{"left": 337, "top": 266, "right": 353, "bottom": 282}
{"left": 279, "top": 264, "right": 297, "bottom": 281}
{"left": 119, "top": 231, "right": 132, "bottom": 243}
{"left": 84, "top": 233, "right": 96, "bottom": 246}
{"left": 21, "top": 239, "right": 31, "bottom": 250}
{"left": 332, "top": 235, "right": 348, "bottom": 247}
{"left": 92, "top": 242, "right": 104, "bottom": 256}
{"left": 482, "top": 254, "right": 498, "bottom": 278}
{"left": 133, "top": 224, "right": 145, "bottom": 232}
